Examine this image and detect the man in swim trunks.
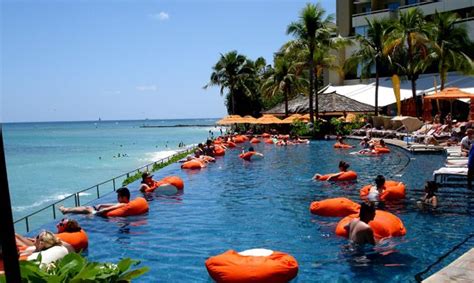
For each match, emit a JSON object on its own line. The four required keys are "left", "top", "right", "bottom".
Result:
{"left": 59, "top": 187, "right": 130, "bottom": 216}
{"left": 139, "top": 172, "right": 158, "bottom": 192}
{"left": 344, "top": 202, "right": 376, "bottom": 245}
{"left": 241, "top": 147, "right": 264, "bottom": 161}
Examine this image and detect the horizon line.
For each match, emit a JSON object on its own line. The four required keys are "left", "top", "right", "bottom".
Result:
{"left": 1, "top": 117, "right": 220, "bottom": 124}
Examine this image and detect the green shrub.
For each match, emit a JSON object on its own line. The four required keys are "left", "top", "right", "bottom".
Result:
{"left": 0, "top": 253, "right": 148, "bottom": 283}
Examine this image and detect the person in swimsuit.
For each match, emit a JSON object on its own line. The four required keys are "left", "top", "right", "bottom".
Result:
{"left": 139, "top": 172, "right": 158, "bottom": 192}
{"left": 59, "top": 187, "right": 130, "bottom": 216}
{"left": 344, "top": 202, "right": 376, "bottom": 245}
{"left": 417, "top": 181, "right": 438, "bottom": 209}
{"left": 313, "top": 161, "right": 350, "bottom": 180}
{"left": 367, "top": 175, "right": 386, "bottom": 206}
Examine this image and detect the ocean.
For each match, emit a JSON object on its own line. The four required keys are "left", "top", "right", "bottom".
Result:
{"left": 3, "top": 119, "right": 219, "bottom": 220}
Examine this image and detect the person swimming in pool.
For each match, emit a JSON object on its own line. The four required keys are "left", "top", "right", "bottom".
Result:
{"left": 313, "top": 161, "right": 350, "bottom": 180}
{"left": 417, "top": 181, "right": 438, "bottom": 209}
{"left": 59, "top": 187, "right": 130, "bottom": 216}
{"left": 367, "top": 175, "right": 386, "bottom": 206}
{"left": 344, "top": 202, "right": 376, "bottom": 245}
{"left": 139, "top": 172, "right": 158, "bottom": 192}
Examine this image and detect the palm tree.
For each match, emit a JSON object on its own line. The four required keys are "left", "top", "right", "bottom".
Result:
{"left": 204, "top": 51, "right": 253, "bottom": 114}
{"left": 386, "top": 8, "right": 431, "bottom": 117}
{"left": 431, "top": 11, "right": 473, "bottom": 90}
{"left": 287, "top": 3, "right": 334, "bottom": 124}
{"left": 346, "top": 17, "right": 394, "bottom": 116}
{"left": 261, "top": 57, "right": 308, "bottom": 117}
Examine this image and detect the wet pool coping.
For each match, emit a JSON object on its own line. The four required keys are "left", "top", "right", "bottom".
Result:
{"left": 422, "top": 248, "right": 474, "bottom": 282}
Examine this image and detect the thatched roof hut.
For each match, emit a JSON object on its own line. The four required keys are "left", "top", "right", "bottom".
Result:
{"left": 263, "top": 91, "right": 376, "bottom": 117}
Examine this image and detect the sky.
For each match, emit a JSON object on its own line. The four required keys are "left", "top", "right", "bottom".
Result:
{"left": 1, "top": 0, "right": 336, "bottom": 122}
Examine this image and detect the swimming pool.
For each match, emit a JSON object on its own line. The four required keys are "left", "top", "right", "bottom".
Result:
{"left": 35, "top": 140, "right": 474, "bottom": 282}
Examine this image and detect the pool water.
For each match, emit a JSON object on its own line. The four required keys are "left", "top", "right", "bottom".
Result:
{"left": 36, "top": 141, "right": 474, "bottom": 282}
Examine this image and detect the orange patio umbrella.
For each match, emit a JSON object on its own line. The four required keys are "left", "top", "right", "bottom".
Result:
{"left": 216, "top": 115, "right": 243, "bottom": 125}
{"left": 239, "top": 115, "right": 258, "bottom": 124}
{"left": 252, "top": 114, "right": 284, "bottom": 125}
{"left": 424, "top": 87, "right": 474, "bottom": 120}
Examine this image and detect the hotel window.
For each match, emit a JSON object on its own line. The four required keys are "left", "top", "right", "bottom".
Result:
{"left": 355, "top": 25, "right": 368, "bottom": 37}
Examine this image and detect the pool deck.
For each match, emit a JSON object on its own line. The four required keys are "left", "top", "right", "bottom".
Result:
{"left": 422, "top": 248, "right": 474, "bottom": 283}
{"left": 347, "top": 135, "right": 446, "bottom": 153}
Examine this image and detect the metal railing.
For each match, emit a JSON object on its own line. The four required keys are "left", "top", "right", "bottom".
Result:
{"left": 13, "top": 146, "right": 194, "bottom": 234}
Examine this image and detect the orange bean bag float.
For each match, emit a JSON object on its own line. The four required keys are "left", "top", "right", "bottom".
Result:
{"left": 375, "top": 147, "right": 390, "bottom": 154}
{"left": 145, "top": 176, "right": 184, "bottom": 193}
{"left": 239, "top": 152, "right": 262, "bottom": 161}
{"left": 262, "top": 133, "right": 271, "bottom": 138}
{"left": 333, "top": 143, "right": 353, "bottom": 149}
{"left": 335, "top": 210, "right": 406, "bottom": 239}
{"left": 233, "top": 136, "right": 245, "bottom": 143}
{"left": 315, "top": 171, "right": 357, "bottom": 181}
{"left": 226, "top": 141, "right": 236, "bottom": 148}
{"left": 242, "top": 135, "right": 250, "bottom": 141}
{"left": 264, "top": 139, "right": 274, "bottom": 144}
{"left": 181, "top": 160, "right": 204, "bottom": 169}
{"left": 250, "top": 138, "right": 261, "bottom": 144}
{"left": 310, "top": 197, "right": 360, "bottom": 217}
{"left": 55, "top": 229, "right": 88, "bottom": 252}
{"left": 214, "top": 146, "right": 226, "bottom": 156}
{"left": 105, "top": 197, "right": 149, "bottom": 217}
{"left": 205, "top": 249, "right": 298, "bottom": 283}
{"left": 214, "top": 139, "right": 223, "bottom": 145}
{"left": 360, "top": 181, "right": 406, "bottom": 201}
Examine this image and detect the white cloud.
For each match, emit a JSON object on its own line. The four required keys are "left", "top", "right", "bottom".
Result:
{"left": 150, "top": 12, "right": 169, "bottom": 21}
{"left": 136, "top": 85, "right": 158, "bottom": 92}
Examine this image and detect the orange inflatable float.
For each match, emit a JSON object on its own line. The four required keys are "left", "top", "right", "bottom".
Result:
{"left": 262, "top": 133, "right": 271, "bottom": 138}
{"left": 145, "top": 176, "right": 184, "bottom": 193}
{"left": 333, "top": 143, "right": 353, "bottom": 149}
{"left": 233, "top": 136, "right": 245, "bottom": 143}
{"left": 310, "top": 197, "right": 360, "bottom": 217}
{"left": 205, "top": 249, "right": 298, "bottom": 283}
{"left": 335, "top": 210, "right": 406, "bottom": 239}
{"left": 316, "top": 171, "right": 357, "bottom": 181}
{"left": 375, "top": 147, "right": 390, "bottom": 154}
{"left": 264, "top": 139, "right": 274, "bottom": 144}
{"left": 239, "top": 152, "right": 263, "bottom": 161}
{"left": 250, "top": 138, "right": 260, "bottom": 144}
{"left": 226, "top": 141, "right": 236, "bottom": 148}
{"left": 55, "top": 229, "right": 88, "bottom": 252}
{"left": 360, "top": 181, "right": 406, "bottom": 201}
{"left": 181, "top": 160, "right": 205, "bottom": 169}
{"left": 214, "top": 146, "right": 226, "bottom": 156}
{"left": 105, "top": 197, "right": 149, "bottom": 217}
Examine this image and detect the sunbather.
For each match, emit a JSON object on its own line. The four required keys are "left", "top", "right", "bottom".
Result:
{"left": 59, "top": 187, "right": 130, "bottom": 216}
{"left": 460, "top": 129, "right": 474, "bottom": 156}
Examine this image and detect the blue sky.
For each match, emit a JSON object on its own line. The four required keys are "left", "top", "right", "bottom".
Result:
{"left": 1, "top": 0, "right": 335, "bottom": 122}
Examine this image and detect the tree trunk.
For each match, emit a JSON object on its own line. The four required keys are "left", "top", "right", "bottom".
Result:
{"left": 375, "top": 60, "right": 379, "bottom": 116}
{"left": 411, "top": 78, "right": 421, "bottom": 117}
{"left": 284, "top": 88, "right": 289, "bottom": 117}
{"left": 440, "top": 64, "right": 447, "bottom": 90}
{"left": 308, "top": 51, "right": 315, "bottom": 125}
{"left": 314, "top": 71, "right": 319, "bottom": 120}
{"left": 231, "top": 93, "right": 235, "bottom": 115}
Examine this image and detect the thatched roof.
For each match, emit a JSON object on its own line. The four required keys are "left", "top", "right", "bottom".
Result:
{"left": 263, "top": 91, "right": 375, "bottom": 116}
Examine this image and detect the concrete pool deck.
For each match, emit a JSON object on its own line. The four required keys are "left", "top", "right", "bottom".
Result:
{"left": 422, "top": 248, "right": 474, "bottom": 282}
{"left": 347, "top": 135, "right": 446, "bottom": 153}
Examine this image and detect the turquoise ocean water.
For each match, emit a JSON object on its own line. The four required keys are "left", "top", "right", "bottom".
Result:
{"left": 3, "top": 119, "right": 218, "bottom": 220}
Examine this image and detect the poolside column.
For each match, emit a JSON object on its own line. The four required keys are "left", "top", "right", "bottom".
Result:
{"left": 0, "top": 126, "right": 22, "bottom": 281}
{"left": 470, "top": 98, "right": 474, "bottom": 121}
